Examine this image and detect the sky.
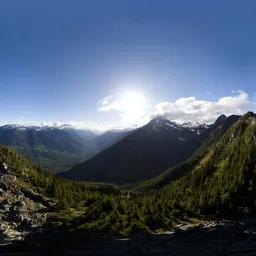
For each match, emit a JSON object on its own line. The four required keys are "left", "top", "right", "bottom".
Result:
{"left": 1, "top": 0, "right": 256, "bottom": 131}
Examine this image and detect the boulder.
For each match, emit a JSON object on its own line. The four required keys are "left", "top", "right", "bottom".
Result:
{"left": 21, "top": 187, "right": 53, "bottom": 209}
{"left": 21, "top": 187, "right": 37, "bottom": 200}
{"left": 0, "top": 162, "right": 8, "bottom": 173}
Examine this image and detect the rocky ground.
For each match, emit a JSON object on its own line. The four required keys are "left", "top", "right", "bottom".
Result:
{"left": 0, "top": 163, "right": 50, "bottom": 249}
{"left": 1, "top": 219, "right": 256, "bottom": 255}
{"left": 55, "top": 220, "right": 256, "bottom": 255}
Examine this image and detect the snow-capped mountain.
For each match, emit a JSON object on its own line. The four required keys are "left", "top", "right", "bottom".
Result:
{"left": 149, "top": 116, "right": 212, "bottom": 135}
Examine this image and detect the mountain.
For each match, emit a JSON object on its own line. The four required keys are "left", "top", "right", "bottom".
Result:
{"left": 93, "top": 129, "right": 133, "bottom": 152}
{"left": 147, "top": 111, "right": 256, "bottom": 217}
{"left": 0, "top": 125, "right": 98, "bottom": 173}
{"left": 59, "top": 116, "right": 214, "bottom": 184}
{"left": 133, "top": 114, "right": 240, "bottom": 191}
{"left": 214, "top": 114, "right": 228, "bottom": 125}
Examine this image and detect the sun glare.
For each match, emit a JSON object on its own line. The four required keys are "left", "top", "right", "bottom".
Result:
{"left": 120, "top": 91, "right": 146, "bottom": 122}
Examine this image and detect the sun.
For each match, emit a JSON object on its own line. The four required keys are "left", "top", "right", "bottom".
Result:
{"left": 120, "top": 91, "right": 145, "bottom": 113}
{"left": 119, "top": 91, "right": 147, "bottom": 123}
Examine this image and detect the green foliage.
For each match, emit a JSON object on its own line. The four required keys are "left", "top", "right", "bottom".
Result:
{"left": 0, "top": 145, "right": 175, "bottom": 234}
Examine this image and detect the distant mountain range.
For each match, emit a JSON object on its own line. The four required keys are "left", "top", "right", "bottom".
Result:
{"left": 0, "top": 124, "right": 136, "bottom": 173}
{"left": 0, "top": 125, "right": 95, "bottom": 172}
{"left": 59, "top": 116, "right": 222, "bottom": 184}
{"left": 1, "top": 115, "right": 238, "bottom": 179}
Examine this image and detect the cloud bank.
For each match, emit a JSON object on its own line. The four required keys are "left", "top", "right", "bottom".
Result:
{"left": 98, "top": 90, "right": 256, "bottom": 126}
{"left": 3, "top": 90, "right": 256, "bottom": 131}
{"left": 151, "top": 90, "right": 256, "bottom": 124}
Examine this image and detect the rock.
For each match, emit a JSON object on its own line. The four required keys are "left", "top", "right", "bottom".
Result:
{"left": 0, "top": 199, "right": 11, "bottom": 210}
{"left": 13, "top": 200, "right": 26, "bottom": 208}
{"left": 21, "top": 187, "right": 37, "bottom": 199}
{"left": 0, "top": 163, "right": 8, "bottom": 173}
{"left": 0, "top": 182, "right": 8, "bottom": 192}
{"left": 3, "top": 228, "right": 23, "bottom": 240}
{"left": 42, "top": 200, "right": 53, "bottom": 209}
{"left": 21, "top": 187, "right": 53, "bottom": 209}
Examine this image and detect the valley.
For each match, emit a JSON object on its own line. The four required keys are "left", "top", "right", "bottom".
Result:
{"left": 0, "top": 125, "right": 128, "bottom": 173}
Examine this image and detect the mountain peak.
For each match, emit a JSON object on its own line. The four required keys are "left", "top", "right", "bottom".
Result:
{"left": 214, "top": 114, "right": 228, "bottom": 125}
{"left": 149, "top": 117, "right": 183, "bottom": 131}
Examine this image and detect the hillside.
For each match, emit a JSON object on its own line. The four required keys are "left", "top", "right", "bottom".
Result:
{"left": 60, "top": 117, "right": 213, "bottom": 184}
{"left": 143, "top": 112, "right": 256, "bottom": 217}
{"left": 0, "top": 125, "right": 98, "bottom": 173}
{"left": 0, "top": 145, "right": 183, "bottom": 247}
{"left": 134, "top": 114, "right": 240, "bottom": 190}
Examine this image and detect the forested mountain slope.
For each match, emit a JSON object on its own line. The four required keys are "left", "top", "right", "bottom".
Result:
{"left": 149, "top": 112, "right": 256, "bottom": 217}
{"left": 60, "top": 117, "right": 212, "bottom": 184}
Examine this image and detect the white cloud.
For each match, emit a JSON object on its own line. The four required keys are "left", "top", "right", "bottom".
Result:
{"left": 150, "top": 90, "right": 256, "bottom": 124}
{"left": 98, "top": 95, "right": 113, "bottom": 106}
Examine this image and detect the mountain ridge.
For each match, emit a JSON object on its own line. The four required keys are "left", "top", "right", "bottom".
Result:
{"left": 132, "top": 114, "right": 241, "bottom": 191}
{"left": 59, "top": 116, "right": 219, "bottom": 184}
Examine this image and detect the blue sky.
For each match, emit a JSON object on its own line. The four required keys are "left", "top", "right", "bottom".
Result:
{"left": 1, "top": 0, "right": 256, "bottom": 130}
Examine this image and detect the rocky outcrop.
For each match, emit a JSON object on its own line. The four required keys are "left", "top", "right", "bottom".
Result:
{"left": 0, "top": 163, "right": 49, "bottom": 246}
{"left": 21, "top": 187, "right": 53, "bottom": 210}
